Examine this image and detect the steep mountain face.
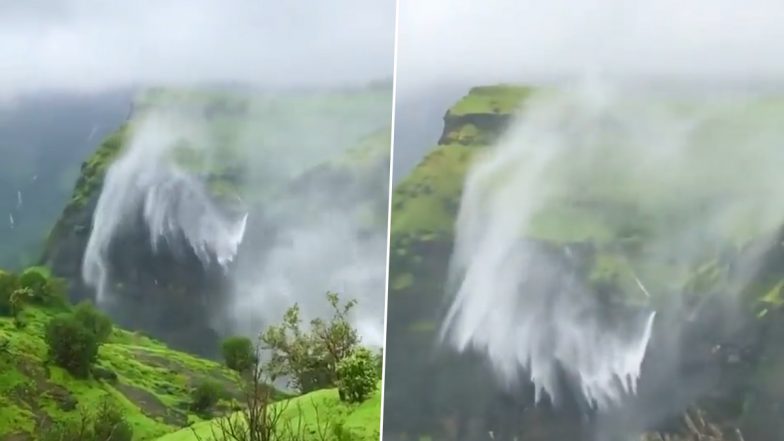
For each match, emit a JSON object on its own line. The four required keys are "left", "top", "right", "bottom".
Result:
{"left": 384, "top": 85, "right": 784, "bottom": 441}
{"left": 42, "top": 87, "right": 391, "bottom": 357}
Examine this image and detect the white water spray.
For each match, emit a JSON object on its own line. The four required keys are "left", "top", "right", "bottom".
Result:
{"left": 82, "top": 113, "right": 248, "bottom": 303}
{"left": 440, "top": 81, "right": 784, "bottom": 411}
{"left": 230, "top": 207, "right": 387, "bottom": 348}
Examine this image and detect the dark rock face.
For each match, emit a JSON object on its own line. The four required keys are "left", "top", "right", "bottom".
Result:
{"left": 44, "top": 187, "right": 229, "bottom": 357}
{"left": 43, "top": 191, "right": 99, "bottom": 303}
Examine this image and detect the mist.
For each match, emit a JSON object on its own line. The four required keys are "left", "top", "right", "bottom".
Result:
{"left": 78, "top": 88, "right": 391, "bottom": 351}
{"left": 441, "top": 80, "right": 784, "bottom": 437}
{"left": 396, "top": 0, "right": 784, "bottom": 106}
{"left": 83, "top": 111, "right": 249, "bottom": 305}
{"left": 0, "top": 0, "right": 395, "bottom": 101}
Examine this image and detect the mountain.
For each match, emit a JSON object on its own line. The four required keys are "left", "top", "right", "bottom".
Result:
{"left": 383, "top": 85, "right": 784, "bottom": 441}
{"left": 1, "top": 84, "right": 390, "bottom": 441}
{"left": 41, "top": 86, "right": 391, "bottom": 357}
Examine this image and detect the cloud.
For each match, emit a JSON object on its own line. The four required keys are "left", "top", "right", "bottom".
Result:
{"left": 397, "top": 0, "right": 784, "bottom": 92}
{"left": 0, "top": 0, "right": 395, "bottom": 98}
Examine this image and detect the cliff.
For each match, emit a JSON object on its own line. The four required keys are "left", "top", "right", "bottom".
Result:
{"left": 41, "top": 87, "right": 391, "bottom": 357}
{"left": 384, "top": 85, "right": 784, "bottom": 441}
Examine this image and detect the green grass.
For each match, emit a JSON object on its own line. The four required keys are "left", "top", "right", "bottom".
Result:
{"left": 391, "top": 144, "right": 481, "bottom": 235}
{"left": 0, "top": 306, "right": 241, "bottom": 440}
{"left": 156, "top": 382, "right": 382, "bottom": 441}
{"left": 448, "top": 85, "right": 534, "bottom": 116}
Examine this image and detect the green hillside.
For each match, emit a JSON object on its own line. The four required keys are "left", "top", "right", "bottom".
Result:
{"left": 158, "top": 382, "right": 382, "bottom": 441}
{"left": 0, "top": 302, "right": 240, "bottom": 440}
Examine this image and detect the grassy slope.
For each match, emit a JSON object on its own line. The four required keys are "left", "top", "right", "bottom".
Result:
{"left": 0, "top": 306, "right": 241, "bottom": 441}
{"left": 157, "top": 382, "right": 382, "bottom": 441}
{"left": 390, "top": 85, "right": 526, "bottom": 237}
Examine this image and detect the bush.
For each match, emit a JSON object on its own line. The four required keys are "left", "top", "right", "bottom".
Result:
{"left": 45, "top": 315, "right": 99, "bottom": 378}
{"left": 41, "top": 276, "right": 69, "bottom": 309}
{"left": 93, "top": 398, "right": 133, "bottom": 441}
{"left": 36, "top": 398, "right": 133, "bottom": 441}
{"left": 19, "top": 268, "right": 47, "bottom": 298}
{"left": 7, "top": 267, "right": 68, "bottom": 308}
{"left": 190, "top": 380, "right": 224, "bottom": 413}
{"left": 336, "top": 347, "right": 379, "bottom": 403}
{"left": 73, "top": 301, "right": 113, "bottom": 343}
{"left": 221, "top": 336, "right": 257, "bottom": 372}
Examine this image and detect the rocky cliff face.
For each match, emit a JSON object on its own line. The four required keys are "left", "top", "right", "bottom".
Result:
{"left": 42, "top": 87, "right": 391, "bottom": 358}
{"left": 383, "top": 85, "right": 784, "bottom": 441}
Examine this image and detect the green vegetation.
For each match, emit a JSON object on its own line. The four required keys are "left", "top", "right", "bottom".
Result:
{"left": 448, "top": 85, "right": 535, "bottom": 116}
{"left": 73, "top": 301, "right": 114, "bottom": 343}
{"left": 45, "top": 314, "right": 100, "bottom": 378}
{"left": 261, "top": 292, "right": 361, "bottom": 394}
{"left": 0, "top": 267, "right": 381, "bottom": 440}
{"left": 0, "top": 266, "right": 242, "bottom": 440}
{"left": 336, "top": 348, "right": 379, "bottom": 404}
{"left": 70, "top": 125, "right": 129, "bottom": 209}
{"left": 157, "top": 383, "right": 382, "bottom": 441}
{"left": 189, "top": 380, "right": 225, "bottom": 415}
{"left": 220, "top": 337, "right": 256, "bottom": 373}
{"left": 37, "top": 397, "right": 134, "bottom": 441}
{"left": 391, "top": 144, "right": 478, "bottom": 235}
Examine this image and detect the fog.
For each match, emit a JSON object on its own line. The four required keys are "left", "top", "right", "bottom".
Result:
{"left": 397, "top": 0, "right": 784, "bottom": 100}
{"left": 0, "top": 0, "right": 395, "bottom": 100}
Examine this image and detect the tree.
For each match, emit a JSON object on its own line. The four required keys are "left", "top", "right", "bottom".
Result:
{"left": 73, "top": 301, "right": 113, "bottom": 343}
{"left": 222, "top": 336, "right": 257, "bottom": 372}
{"left": 45, "top": 314, "right": 99, "bottom": 378}
{"left": 336, "top": 347, "right": 379, "bottom": 403}
{"left": 260, "top": 292, "right": 360, "bottom": 393}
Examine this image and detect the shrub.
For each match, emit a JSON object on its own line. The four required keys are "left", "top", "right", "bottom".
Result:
{"left": 190, "top": 380, "right": 224, "bottom": 413}
{"left": 36, "top": 398, "right": 132, "bottom": 441}
{"left": 14, "top": 267, "right": 68, "bottom": 308}
{"left": 18, "top": 268, "right": 47, "bottom": 297}
{"left": 73, "top": 301, "right": 113, "bottom": 343}
{"left": 93, "top": 398, "right": 133, "bottom": 441}
{"left": 41, "top": 276, "right": 69, "bottom": 309}
{"left": 45, "top": 315, "right": 99, "bottom": 378}
{"left": 221, "top": 336, "right": 257, "bottom": 372}
{"left": 336, "top": 347, "right": 379, "bottom": 403}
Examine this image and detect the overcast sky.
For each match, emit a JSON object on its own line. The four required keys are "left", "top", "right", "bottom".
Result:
{"left": 0, "top": 0, "right": 395, "bottom": 100}
{"left": 397, "top": 0, "right": 784, "bottom": 95}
